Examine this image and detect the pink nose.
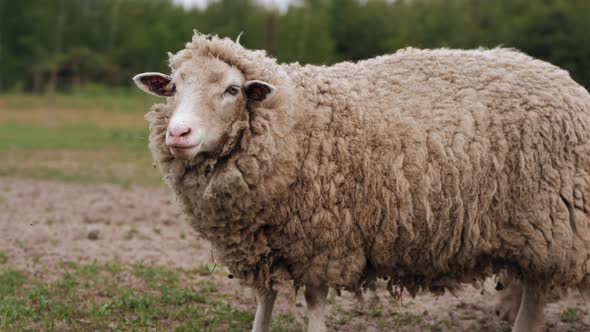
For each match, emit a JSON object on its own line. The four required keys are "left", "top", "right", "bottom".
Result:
{"left": 168, "top": 125, "right": 191, "bottom": 138}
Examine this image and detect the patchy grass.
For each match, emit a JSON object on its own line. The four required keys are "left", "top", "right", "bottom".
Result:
{"left": 192, "top": 264, "right": 226, "bottom": 279}
{"left": 429, "top": 319, "right": 451, "bottom": 332}
{"left": 271, "top": 313, "right": 303, "bottom": 332}
{"left": 0, "top": 123, "right": 148, "bottom": 152}
{"left": 0, "top": 94, "right": 162, "bottom": 187}
{"left": 0, "top": 251, "right": 8, "bottom": 265}
{"left": 124, "top": 227, "right": 142, "bottom": 240}
{"left": 371, "top": 304, "right": 384, "bottom": 317}
{"left": 0, "top": 106, "right": 149, "bottom": 130}
{"left": 0, "top": 262, "right": 302, "bottom": 331}
{"left": 391, "top": 311, "right": 427, "bottom": 327}
{"left": 560, "top": 306, "right": 582, "bottom": 323}
{"left": 0, "top": 166, "right": 159, "bottom": 187}
{"left": 0, "top": 92, "right": 156, "bottom": 115}
{"left": 494, "top": 319, "right": 513, "bottom": 332}
{"left": 0, "top": 150, "right": 161, "bottom": 187}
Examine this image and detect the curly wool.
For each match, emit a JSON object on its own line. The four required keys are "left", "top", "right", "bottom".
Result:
{"left": 147, "top": 33, "right": 590, "bottom": 295}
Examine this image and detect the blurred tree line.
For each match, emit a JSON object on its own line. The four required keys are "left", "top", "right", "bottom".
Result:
{"left": 1, "top": 0, "right": 589, "bottom": 93}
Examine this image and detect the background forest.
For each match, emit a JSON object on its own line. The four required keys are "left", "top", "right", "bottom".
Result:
{"left": 1, "top": 0, "right": 589, "bottom": 93}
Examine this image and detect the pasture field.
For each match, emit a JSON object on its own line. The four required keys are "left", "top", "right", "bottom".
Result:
{"left": 0, "top": 93, "right": 588, "bottom": 331}
{"left": 0, "top": 93, "right": 159, "bottom": 187}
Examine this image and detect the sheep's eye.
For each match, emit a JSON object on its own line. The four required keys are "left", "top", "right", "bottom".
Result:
{"left": 224, "top": 85, "right": 240, "bottom": 96}
{"left": 166, "top": 83, "right": 176, "bottom": 94}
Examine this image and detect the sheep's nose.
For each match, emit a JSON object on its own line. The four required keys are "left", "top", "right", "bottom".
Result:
{"left": 168, "top": 125, "right": 191, "bottom": 138}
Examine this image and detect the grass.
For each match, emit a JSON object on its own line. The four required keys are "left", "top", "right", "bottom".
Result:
{"left": 0, "top": 93, "right": 164, "bottom": 186}
{"left": 0, "top": 90, "right": 158, "bottom": 114}
{"left": 371, "top": 304, "right": 384, "bottom": 317}
{"left": 271, "top": 314, "right": 302, "bottom": 332}
{"left": 391, "top": 311, "right": 427, "bottom": 327}
{"left": 0, "top": 261, "right": 302, "bottom": 331}
{"left": 124, "top": 227, "right": 143, "bottom": 240}
{"left": 0, "top": 123, "right": 148, "bottom": 152}
{"left": 0, "top": 166, "right": 157, "bottom": 187}
{"left": 493, "top": 319, "right": 513, "bottom": 332}
{"left": 560, "top": 306, "right": 582, "bottom": 323}
{"left": 429, "top": 319, "right": 450, "bottom": 332}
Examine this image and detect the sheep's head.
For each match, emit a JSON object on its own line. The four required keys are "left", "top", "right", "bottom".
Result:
{"left": 133, "top": 55, "right": 276, "bottom": 161}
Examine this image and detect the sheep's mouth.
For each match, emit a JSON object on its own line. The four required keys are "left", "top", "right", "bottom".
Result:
{"left": 168, "top": 144, "right": 197, "bottom": 149}
{"left": 169, "top": 144, "right": 200, "bottom": 160}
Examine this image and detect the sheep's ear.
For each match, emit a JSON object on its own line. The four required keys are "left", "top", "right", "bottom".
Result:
{"left": 132, "top": 72, "right": 175, "bottom": 97}
{"left": 244, "top": 80, "right": 276, "bottom": 102}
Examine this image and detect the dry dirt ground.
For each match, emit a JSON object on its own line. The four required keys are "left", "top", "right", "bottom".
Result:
{"left": 1, "top": 176, "right": 588, "bottom": 331}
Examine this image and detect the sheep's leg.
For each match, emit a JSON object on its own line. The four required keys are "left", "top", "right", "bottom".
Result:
{"left": 511, "top": 282, "right": 545, "bottom": 332}
{"left": 577, "top": 286, "right": 590, "bottom": 325}
{"left": 367, "top": 287, "right": 380, "bottom": 310}
{"left": 493, "top": 272, "right": 522, "bottom": 323}
{"left": 252, "top": 288, "right": 278, "bottom": 332}
{"left": 304, "top": 285, "right": 329, "bottom": 332}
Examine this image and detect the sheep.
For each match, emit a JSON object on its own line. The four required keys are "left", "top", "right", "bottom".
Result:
{"left": 494, "top": 271, "right": 528, "bottom": 323}
{"left": 493, "top": 271, "right": 586, "bottom": 324}
{"left": 133, "top": 32, "right": 590, "bottom": 332}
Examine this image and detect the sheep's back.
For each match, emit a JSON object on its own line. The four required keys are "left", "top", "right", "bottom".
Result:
{"left": 282, "top": 48, "right": 590, "bottom": 290}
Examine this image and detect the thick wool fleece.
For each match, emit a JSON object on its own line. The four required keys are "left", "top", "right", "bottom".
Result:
{"left": 147, "top": 33, "right": 590, "bottom": 295}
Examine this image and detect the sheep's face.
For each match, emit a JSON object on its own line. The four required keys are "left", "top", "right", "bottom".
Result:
{"left": 133, "top": 56, "right": 275, "bottom": 160}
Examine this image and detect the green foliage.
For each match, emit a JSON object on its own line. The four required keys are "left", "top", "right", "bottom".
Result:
{"left": 1, "top": 0, "right": 589, "bottom": 92}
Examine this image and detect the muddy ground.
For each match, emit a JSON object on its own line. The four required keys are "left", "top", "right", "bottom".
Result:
{"left": 0, "top": 176, "right": 588, "bottom": 331}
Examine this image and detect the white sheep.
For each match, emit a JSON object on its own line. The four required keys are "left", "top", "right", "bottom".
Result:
{"left": 133, "top": 32, "right": 590, "bottom": 332}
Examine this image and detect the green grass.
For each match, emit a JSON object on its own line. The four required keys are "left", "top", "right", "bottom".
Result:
{"left": 0, "top": 262, "right": 302, "bottom": 331}
{"left": 1, "top": 90, "right": 158, "bottom": 114}
{"left": 0, "top": 93, "right": 165, "bottom": 186}
{"left": 271, "top": 314, "right": 303, "bottom": 332}
{"left": 390, "top": 311, "right": 427, "bottom": 327}
{"left": 0, "top": 166, "right": 161, "bottom": 187}
{"left": 0, "top": 123, "right": 148, "bottom": 152}
{"left": 429, "top": 319, "right": 450, "bottom": 332}
{"left": 560, "top": 306, "right": 582, "bottom": 323}
{"left": 493, "top": 319, "right": 513, "bottom": 332}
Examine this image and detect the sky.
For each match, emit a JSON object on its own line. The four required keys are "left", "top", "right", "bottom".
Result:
{"left": 174, "top": 0, "right": 294, "bottom": 11}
